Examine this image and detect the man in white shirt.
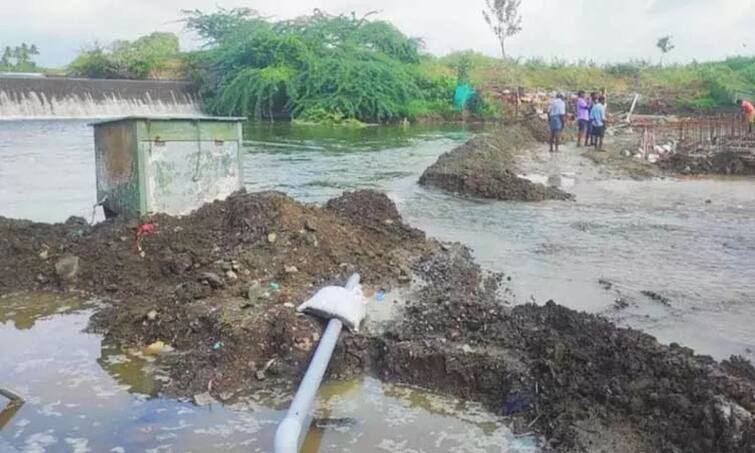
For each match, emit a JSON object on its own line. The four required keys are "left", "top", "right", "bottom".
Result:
{"left": 548, "top": 93, "right": 566, "bottom": 152}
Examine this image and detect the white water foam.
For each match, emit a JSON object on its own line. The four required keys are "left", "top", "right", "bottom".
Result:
{"left": 0, "top": 89, "right": 201, "bottom": 119}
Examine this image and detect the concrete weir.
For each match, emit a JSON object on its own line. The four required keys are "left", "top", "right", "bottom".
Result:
{"left": 0, "top": 75, "right": 201, "bottom": 118}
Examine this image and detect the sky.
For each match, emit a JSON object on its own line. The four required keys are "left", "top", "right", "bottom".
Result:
{"left": 1, "top": 0, "right": 753, "bottom": 68}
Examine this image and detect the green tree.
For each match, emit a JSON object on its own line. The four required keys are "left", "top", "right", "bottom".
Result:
{"left": 656, "top": 35, "right": 675, "bottom": 67}
{"left": 68, "top": 33, "right": 181, "bottom": 79}
{"left": 185, "top": 9, "right": 434, "bottom": 123}
{"left": 1, "top": 46, "right": 12, "bottom": 69}
{"left": 483, "top": 0, "right": 523, "bottom": 59}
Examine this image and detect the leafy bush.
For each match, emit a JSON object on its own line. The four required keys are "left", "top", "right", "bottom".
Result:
{"left": 68, "top": 33, "right": 182, "bottom": 79}
{"left": 187, "top": 9, "right": 448, "bottom": 123}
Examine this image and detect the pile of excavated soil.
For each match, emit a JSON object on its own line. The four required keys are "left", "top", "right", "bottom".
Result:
{"left": 419, "top": 126, "right": 575, "bottom": 201}
{"left": 1, "top": 190, "right": 753, "bottom": 452}
{"left": 0, "top": 190, "right": 432, "bottom": 394}
{"left": 378, "top": 246, "right": 755, "bottom": 453}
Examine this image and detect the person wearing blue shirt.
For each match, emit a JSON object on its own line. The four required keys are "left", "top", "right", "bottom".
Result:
{"left": 547, "top": 93, "right": 566, "bottom": 152}
{"left": 590, "top": 96, "right": 607, "bottom": 150}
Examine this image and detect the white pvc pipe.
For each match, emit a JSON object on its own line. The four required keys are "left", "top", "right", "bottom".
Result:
{"left": 274, "top": 274, "right": 360, "bottom": 453}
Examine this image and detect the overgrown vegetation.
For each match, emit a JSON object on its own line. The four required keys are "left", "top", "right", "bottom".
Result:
{"left": 60, "top": 9, "right": 753, "bottom": 120}
{"left": 1, "top": 43, "right": 40, "bottom": 72}
{"left": 183, "top": 8, "right": 462, "bottom": 123}
{"left": 67, "top": 33, "right": 183, "bottom": 79}
{"left": 421, "top": 51, "right": 755, "bottom": 111}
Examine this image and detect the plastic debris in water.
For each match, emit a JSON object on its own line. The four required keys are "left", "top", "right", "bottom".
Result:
{"left": 145, "top": 340, "right": 173, "bottom": 355}
{"left": 509, "top": 436, "right": 540, "bottom": 451}
{"left": 269, "top": 282, "right": 281, "bottom": 290}
{"left": 376, "top": 290, "right": 386, "bottom": 302}
{"left": 135, "top": 222, "right": 157, "bottom": 253}
{"left": 212, "top": 341, "right": 224, "bottom": 351}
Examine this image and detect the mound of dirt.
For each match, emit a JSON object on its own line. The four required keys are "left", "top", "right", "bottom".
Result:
{"left": 378, "top": 245, "right": 755, "bottom": 453}
{"left": 419, "top": 127, "right": 574, "bottom": 201}
{"left": 0, "top": 190, "right": 435, "bottom": 394}
{"left": 1, "top": 190, "right": 752, "bottom": 452}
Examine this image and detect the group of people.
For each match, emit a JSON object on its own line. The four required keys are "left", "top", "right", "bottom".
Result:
{"left": 547, "top": 93, "right": 754, "bottom": 154}
{"left": 547, "top": 91, "right": 607, "bottom": 153}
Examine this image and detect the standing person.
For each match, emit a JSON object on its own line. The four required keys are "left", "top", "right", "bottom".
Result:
{"left": 548, "top": 93, "right": 566, "bottom": 152}
{"left": 575, "top": 91, "right": 590, "bottom": 147}
{"left": 590, "top": 96, "right": 607, "bottom": 150}
{"left": 588, "top": 92, "right": 599, "bottom": 146}
{"left": 738, "top": 99, "right": 754, "bottom": 134}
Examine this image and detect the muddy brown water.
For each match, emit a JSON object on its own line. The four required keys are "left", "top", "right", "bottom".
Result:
{"left": 1, "top": 120, "right": 754, "bottom": 451}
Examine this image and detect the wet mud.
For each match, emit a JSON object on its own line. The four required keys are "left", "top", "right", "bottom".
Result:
{"left": 657, "top": 150, "right": 755, "bottom": 176}
{"left": 419, "top": 126, "right": 575, "bottom": 201}
{"left": 1, "top": 190, "right": 753, "bottom": 452}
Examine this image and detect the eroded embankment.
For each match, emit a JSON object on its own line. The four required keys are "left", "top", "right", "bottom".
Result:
{"left": 1, "top": 190, "right": 753, "bottom": 452}
{"left": 419, "top": 125, "right": 574, "bottom": 201}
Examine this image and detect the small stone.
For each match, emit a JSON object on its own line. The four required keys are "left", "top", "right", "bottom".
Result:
{"left": 246, "top": 281, "right": 262, "bottom": 301}
{"left": 255, "top": 370, "right": 266, "bottom": 381}
{"left": 119, "top": 236, "right": 128, "bottom": 242}
{"left": 173, "top": 226, "right": 184, "bottom": 233}
{"left": 225, "top": 270, "right": 238, "bottom": 281}
{"left": 283, "top": 302, "right": 295, "bottom": 309}
{"left": 38, "top": 248, "right": 49, "bottom": 260}
{"left": 304, "top": 219, "right": 317, "bottom": 231}
{"left": 384, "top": 219, "right": 394, "bottom": 225}
{"left": 267, "top": 232, "right": 277, "bottom": 243}
{"left": 193, "top": 392, "right": 216, "bottom": 406}
{"left": 55, "top": 255, "right": 80, "bottom": 281}
{"left": 220, "top": 262, "right": 233, "bottom": 272}
{"left": 36, "top": 274, "right": 49, "bottom": 284}
{"left": 305, "top": 234, "right": 319, "bottom": 247}
{"left": 146, "top": 310, "right": 158, "bottom": 321}
{"left": 284, "top": 265, "right": 298, "bottom": 274}
{"left": 199, "top": 272, "right": 225, "bottom": 289}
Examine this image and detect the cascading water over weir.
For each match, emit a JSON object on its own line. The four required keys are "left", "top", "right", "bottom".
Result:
{"left": 0, "top": 74, "right": 200, "bottom": 119}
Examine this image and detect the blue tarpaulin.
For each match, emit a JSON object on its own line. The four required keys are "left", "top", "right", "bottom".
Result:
{"left": 453, "top": 83, "right": 475, "bottom": 110}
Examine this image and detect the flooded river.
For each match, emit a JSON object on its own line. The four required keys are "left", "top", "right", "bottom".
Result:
{"left": 1, "top": 119, "right": 754, "bottom": 451}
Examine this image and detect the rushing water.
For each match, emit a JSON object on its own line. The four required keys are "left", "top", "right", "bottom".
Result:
{"left": 0, "top": 90, "right": 200, "bottom": 119}
{"left": 0, "top": 119, "right": 754, "bottom": 450}
{"left": 0, "top": 292, "right": 536, "bottom": 452}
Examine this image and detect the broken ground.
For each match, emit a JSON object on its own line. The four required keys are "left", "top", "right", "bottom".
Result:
{"left": 1, "top": 190, "right": 753, "bottom": 452}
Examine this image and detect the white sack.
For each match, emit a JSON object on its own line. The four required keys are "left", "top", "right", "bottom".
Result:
{"left": 297, "top": 285, "right": 366, "bottom": 331}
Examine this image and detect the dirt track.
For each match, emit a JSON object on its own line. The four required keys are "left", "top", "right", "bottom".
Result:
{"left": 1, "top": 190, "right": 753, "bottom": 452}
